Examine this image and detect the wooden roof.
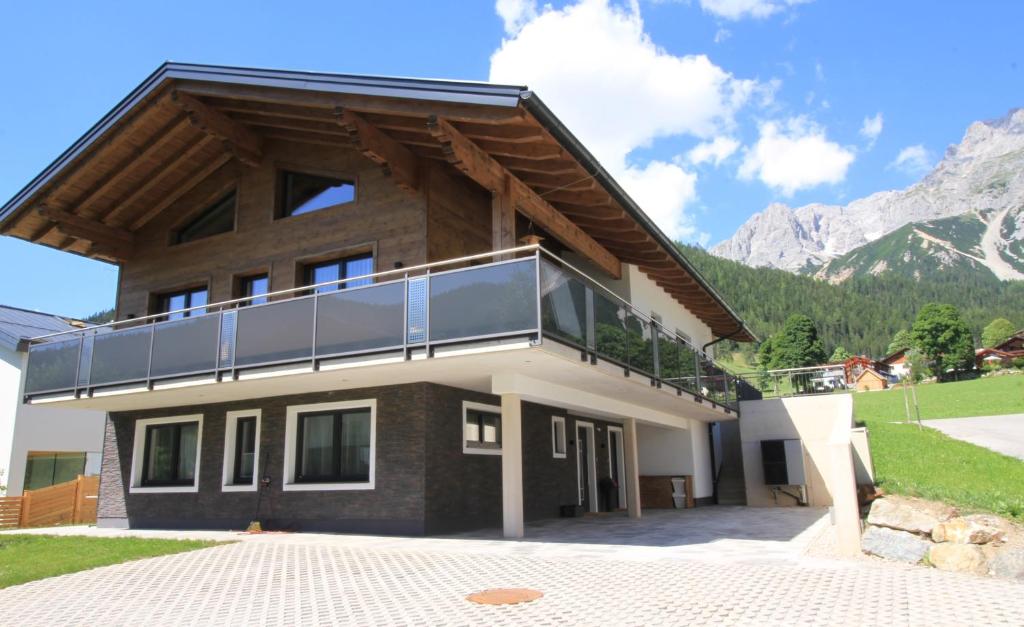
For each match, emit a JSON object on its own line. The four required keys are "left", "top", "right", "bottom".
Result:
{"left": 0, "top": 63, "right": 754, "bottom": 342}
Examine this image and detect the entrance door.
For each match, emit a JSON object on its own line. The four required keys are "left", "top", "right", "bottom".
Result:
{"left": 608, "top": 427, "right": 626, "bottom": 510}
{"left": 576, "top": 422, "right": 596, "bottom": 512}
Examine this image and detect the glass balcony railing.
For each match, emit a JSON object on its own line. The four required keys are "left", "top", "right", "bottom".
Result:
{"left": 23, "top": 247, "right": 741, "bottom": 411}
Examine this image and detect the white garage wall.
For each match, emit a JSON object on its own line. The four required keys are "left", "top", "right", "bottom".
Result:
{"left": 0, "top": 347, "right": 22, "bottom": 493}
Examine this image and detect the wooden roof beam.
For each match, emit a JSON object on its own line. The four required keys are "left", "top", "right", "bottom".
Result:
{"left": 37, "top": 205, "right": 134, "bottom": 259}
{"left": 334, "top": 107, "right": 419, "bottom": 193}
{"left": 427, "top": 116, "right": 621, "bottom": 280}
{"left": 129, "top": 152, "right": 234, "bottom": 231}
{"left": 171, "top": 90, "right": 263, "bottom": 167}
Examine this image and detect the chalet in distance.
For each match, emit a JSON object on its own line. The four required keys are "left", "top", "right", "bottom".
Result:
{"left": 0, "top": 63, "right": 756, "bottom": 537}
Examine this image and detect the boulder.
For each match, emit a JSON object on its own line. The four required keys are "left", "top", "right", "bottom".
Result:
{"left": 988, "top": 549, "right": 1024, "bottom": 580}
{"left": 928, "top": 543, "right": 988, "bottom": 575}
{"left": 862, "top": 526, "right": 931, "bottom": 564}
{"left": 932, "top": 517, "right": 1005, "bottom": 545}
{"left": 867, "top": 496, "right": 957, "bottom": 535}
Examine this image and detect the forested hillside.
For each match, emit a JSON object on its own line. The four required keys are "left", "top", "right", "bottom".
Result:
{"left": 680, "top": 244, "right": 1024, "bottom": 358}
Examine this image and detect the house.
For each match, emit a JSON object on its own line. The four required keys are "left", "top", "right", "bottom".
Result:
{"left": 854, "top": 369, "right": 888, "bottom": 392}
{"left": 0, "top": 63, "right": 756, "bottom": 537}
{"left": 996, "top": 330, "right": 1024, "bottom": 353}
{"left": 840, "top": 355, "right": 889, "bottom": 386}
{"left": 880, "top": 348, "right": 909, "bottom": 379}
{"left": 0, "top": 305, "right": 106, "bottom": 495}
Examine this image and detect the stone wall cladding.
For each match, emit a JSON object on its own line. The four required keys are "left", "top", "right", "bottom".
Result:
{"left": 104, "top": 384, "right": 429, "bottom": 534}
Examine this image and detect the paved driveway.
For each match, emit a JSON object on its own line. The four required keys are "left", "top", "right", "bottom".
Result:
{"left": 923, "top": 413, "right": 1024, "bottom": 460}
{"left": 2, "top": 508, "right": 1023, "bottom": 625}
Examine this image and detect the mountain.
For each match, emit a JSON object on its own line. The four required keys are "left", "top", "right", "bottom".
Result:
{"left": 680, "top": 244, "right": 1024, "bottom": 359}
{"left": 712, "top": 108, "right": 1024, "bottom": 281}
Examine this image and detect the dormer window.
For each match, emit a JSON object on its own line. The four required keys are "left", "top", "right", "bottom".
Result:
{"left": 174, "top": 191, "right": 236, "bottom": 244}
{"left": 278, "top": 171, "right": 355, "bottom": 218}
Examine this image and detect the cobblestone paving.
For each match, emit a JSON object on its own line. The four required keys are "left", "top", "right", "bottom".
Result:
{"left": 2, "top": 530, "right": 1023, "bottom": 626}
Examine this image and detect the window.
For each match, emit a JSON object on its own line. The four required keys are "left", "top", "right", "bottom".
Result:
{"left": 279, "top": 171, "right": 355, "bottom": 217}
{"left": 552, "top": 416, "right": 567, "bottom": 459}
{"left": 24, "top": 452, "right": 87, "bottom": 491}
{"left": 175, "top": 191, "right": 236, "bottom": 244}
{"left": 238, "top": 274, "right": 269, "bottom": 306}
{"left": 303, "top": 254, "right": 373, "bottom": 294}
{"left": 463, "top": 401, "right": 502, "bottom": 455}
{"left": 129, "top": 415, "right": 203, "bottom": 493}
{"left": 222, "top": 410, "right": 261, "bottom": 491}
{"left": 157, "top": 287, "right": 208, "bottom": 320}
{"left": 283, "top": 400, "right": 376, "bottom": 491}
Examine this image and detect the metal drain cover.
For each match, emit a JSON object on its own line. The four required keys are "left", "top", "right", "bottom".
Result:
{"left": 466, "top": 588, "right": 544, "bottom": 605}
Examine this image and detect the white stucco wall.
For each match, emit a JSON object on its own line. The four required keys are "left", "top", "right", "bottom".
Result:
{"left": 636, "top": 419, "right": 713, "bottom": 499}
{"left": 3, "top": 351, "right": 106, "bottom": 496}
{"left": 624, "top": 265, "right": 715, "bottom": 355}
{"left": 0, "top": 347, "right": 21, "bottom": 492}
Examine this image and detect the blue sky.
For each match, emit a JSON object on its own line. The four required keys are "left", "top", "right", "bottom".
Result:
{"left": 1, "top": 0, "right": 1021, "bottom": 317}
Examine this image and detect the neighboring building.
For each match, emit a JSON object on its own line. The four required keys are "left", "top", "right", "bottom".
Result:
{"left": 0, "top": 63, "right": 755, "bottom": 536}
{"left": 854, "top": 369, "right": 888, "bottom": 392}
{"left": 880, "top": 349, "right": 909, "bottom": 379}
{"left": 975, "top": 330, "right": 1024, "bottom": 369}
{"left": 839, "top": 356, "right": 889, "bottom": 386}
{"left": 996, "top": 330, "right": 1024, "bottom": 353}
{"left": 0, "top": 306, "right": 106, "bottom": 495}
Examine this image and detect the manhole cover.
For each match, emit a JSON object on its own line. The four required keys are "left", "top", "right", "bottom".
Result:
{"left": 466, "top": 588, "right": 544, "bottom": 605}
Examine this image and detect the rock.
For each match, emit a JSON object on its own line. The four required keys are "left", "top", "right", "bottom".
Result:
{"left": 862, "top": 526, "right": 931, "bottom": 564}
{"left": 932, "top": 517, "right": 1005, "bottom": 545}
{"left": 867, "top": 496, "right": 957, "bottom": 535}
{"left": 928, "top": 543, "right": 988, "bottom": 575}
{"left": 988, "top": 549, "right": 1024, "bottom": 580}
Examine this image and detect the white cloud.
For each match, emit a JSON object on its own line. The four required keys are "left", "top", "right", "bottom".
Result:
{"left": 490, "top": 0, "right": 762, "bottom": 240}
{"left": 888, "top": 144, "right": 933, "bottom": 177}
{"left": 814, "top": 61, "right": 824, "bottom": 81}
{"left": 496, "top": 0, "right": 538, "bottom": 34}
{"left": 738, "top": 116, "right": 855, "bottom": 195}
{"left": 687, "top": 136, "right": 740, "bottom": 166}
{"left": 698, "top": 0, "right": 813, "bottom": 21}
{"left": 713, "top": 27, "right": 732, "bottom": 43}
{"left": 859, "top": 112, "right": 883, "bottom": 148}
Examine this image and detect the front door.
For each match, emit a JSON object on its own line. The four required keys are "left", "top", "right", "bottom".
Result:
{"left": 608, "top": 427, "right": 626, "bottom": 510}
{"left": 577, "top": 423, "right": 595, "bottom": 511}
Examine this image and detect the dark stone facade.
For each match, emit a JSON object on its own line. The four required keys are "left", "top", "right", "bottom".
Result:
{"left": 98, "top": 382, "right": 624, "bottom": 534}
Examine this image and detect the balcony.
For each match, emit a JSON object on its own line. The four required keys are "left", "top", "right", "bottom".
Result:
{"left": 23, "top": 247, "right": 741, "bottom": 412}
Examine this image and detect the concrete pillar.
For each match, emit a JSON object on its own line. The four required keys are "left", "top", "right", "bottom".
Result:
{"left": 501, "top": 393, "right": 524, "bottom": 538}
{"left": 623, "top": 417, "right": 642, "bottom": 519}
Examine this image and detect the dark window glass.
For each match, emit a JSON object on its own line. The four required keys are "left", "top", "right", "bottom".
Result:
{"left": 295, "top": 409, "right": 371, "bottom": 483}
{"left": 24, "top": 452, "right": 87, "bottom": 490}
{"left": 303, "top": 254, "right": 373, "bottom": 294}
{"left": 233, "top": 417, "right": 257, "bottom": 484}
{"left": 176, "top": 192, "right": 236, "bottom": 244}
{"left": 239, "top": 274, "right": 269, "bottom": 306}
{"left": 280, "top": 171, "right": 355, "bottom": 217}
{"left": 464, "top": 409, "right": 501, "bottom": 450}
{"left": 158, "top": 287, "right": 208, "bottom": 320}
{"left": 142, "top": 422, "right": 199, "bottom": 487}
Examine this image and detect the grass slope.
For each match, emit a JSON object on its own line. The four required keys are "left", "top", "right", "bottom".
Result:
{"left": 0, "top": 535, "right": 221, "bottom": 589}
{"left": 853, "top": 376, "right": 1024, "bottom": 520}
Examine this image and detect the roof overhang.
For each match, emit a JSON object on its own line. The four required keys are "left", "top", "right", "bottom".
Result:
{"left": 0, "top": 62, "right": 755, "bottom": 342}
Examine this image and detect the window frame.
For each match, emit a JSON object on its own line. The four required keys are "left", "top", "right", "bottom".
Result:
{"left": 129, "top": 414, "right": 203, "bottom": 494}
{"left": 221, "top": 409, "right": 262, "bottom": 492}
{"left": 236, "top": 272, "right": 270, "bottom": 307}
{"left": 282, "top": 400, "right": 376, "bottom": 491}
{"left": 302, "top": 253, "right": 374, "bottom": 294}
{"left": 155, "top": 285, "right": 209, "bottom": 320}
{"left": 551, "top": 416, "right": 567, "bottom": 459}
{"left": 172, "top": 189, "right": 237, "bottom": 245}
{"left": 462, "top": 401, "right": 503, "bottom": 456}
{"left": 276, "top": 169, "right": 357, "bottom": 219}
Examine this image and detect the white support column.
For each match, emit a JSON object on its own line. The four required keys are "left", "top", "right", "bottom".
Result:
{"left": 501, "top": 393, "right": 524, "bottom": 538}
{"left": 623, "top": 417, "right": 642, "bottom": 519}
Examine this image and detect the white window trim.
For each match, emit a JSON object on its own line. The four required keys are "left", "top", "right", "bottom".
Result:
{"left": 574, "top": 420, "right": 598, "bottom": 512}
{"left": 129, "top": 414, "right": 204, "bottom": 494}
{"left": 283, "top": 399, "right": 376, "bottom": 491}
{"left": 462, "top": 401, "right": 503, "bottom": 456}
{"left": 221, "top": 409, "right": 262, "bottom": 492}
{"left": 607, "top": 425, "right": 627, "bottom": 508}
{"left": 551, "top": 416, "right": 567, "bottom": 459}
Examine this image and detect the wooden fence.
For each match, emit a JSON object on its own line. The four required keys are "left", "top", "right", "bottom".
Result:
{"left": 0, "top": 475, "right": 99, "bottom": 529}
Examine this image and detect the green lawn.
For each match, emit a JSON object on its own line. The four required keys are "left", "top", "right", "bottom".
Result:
{"left": 0, "top": 535, "right": 222, "bottom": 589}
{"left": 853, "top": 374, "right": 1024, "bottom": 521}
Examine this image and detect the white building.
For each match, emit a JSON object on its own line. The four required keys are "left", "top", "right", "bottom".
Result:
{"left": 0, "top": 305, "right": 106, "bottom": 495}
